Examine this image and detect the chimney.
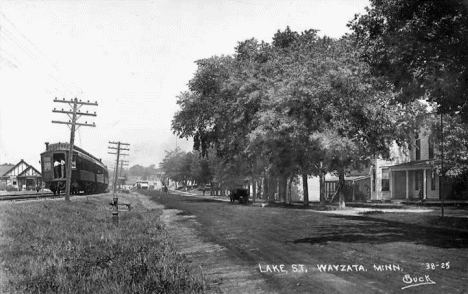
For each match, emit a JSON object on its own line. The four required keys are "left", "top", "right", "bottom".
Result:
{"left": 45, "top": 142, "right": 49, "bottom": 151}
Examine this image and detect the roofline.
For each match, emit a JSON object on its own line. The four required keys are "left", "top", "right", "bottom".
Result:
{"left": 1, "top": 159, "right": 27, "bottom": 177}
{"left": 388, "top": 159, "right": 452, "bottom": 171}
{"left": 17, "top": 165, "right": 42, "bottom": 177}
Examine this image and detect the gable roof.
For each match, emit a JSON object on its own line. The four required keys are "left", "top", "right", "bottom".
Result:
{"left": 0, "top": 164, "right": 14, "bottom": 177}
{"left": 1, "top": 159, "right": 28, "bottom": 177}
{"left": 0, "top": 160, "right": 41, "bottom": 178}
{"left": 17, "top": 165, "right": 42, "bottom": 177}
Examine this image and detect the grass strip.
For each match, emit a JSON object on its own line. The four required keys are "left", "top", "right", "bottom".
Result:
{"left": 0, "top": 194, "right": 207, "bottom": 293}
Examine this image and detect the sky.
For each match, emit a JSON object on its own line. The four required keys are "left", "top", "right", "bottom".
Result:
{"left": 0, "top": 0, "right": 369, "bottom": 171}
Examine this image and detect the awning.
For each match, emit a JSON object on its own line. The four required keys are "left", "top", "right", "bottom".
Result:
{"left": 388, "top": 160, "right": 441, "bottom": 172}
{"left": 325, "top": 175, "right": 370, "bottom": 182}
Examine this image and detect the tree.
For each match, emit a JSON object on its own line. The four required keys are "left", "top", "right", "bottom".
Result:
{"left": 423, "top": 112, "right": 468, "bottom": 182}
{"left": 349, "top": 0, "right": 468, "bottom": 121}
{"left": 173, "top": 44, "right": 269, "bottom": 193}
{"left": 172, "top": 27, "right": 416, "bottom": 209}
{"left": 127, "top": 164, "right": 160, "bottom": 181}
{"left": 190, "top": 152, "right": 212, "bottom": 194}
{"left": 159, "top": 148, "right": 191, "bottom": 188}
{"left": 128, "top": 165, "right": 146, "bottom": 180}
{"left": 301, "top": 36, "right": 412, "bottom": 208}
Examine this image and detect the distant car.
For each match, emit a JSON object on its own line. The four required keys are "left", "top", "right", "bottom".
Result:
{"left": 229, "top": 188, "right": 249, "bottom": 204}
{"left": 135, "top": 181, "right": 149, "bottom": 190}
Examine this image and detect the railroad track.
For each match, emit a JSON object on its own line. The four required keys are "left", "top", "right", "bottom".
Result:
{"left": 0, "top": 191, "right": 111, "bottom": 202}
{"left": 0, "top": 192, "right": 58, "bottom": 201}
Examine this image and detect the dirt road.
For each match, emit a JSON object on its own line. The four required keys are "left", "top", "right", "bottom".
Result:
{"left": 144, "top": 191, "right": 468, "bottom": 294}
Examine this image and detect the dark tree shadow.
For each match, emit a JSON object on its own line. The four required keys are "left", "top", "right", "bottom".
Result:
{"left": 291, "top": 214, "right": 468, "bottom": 249}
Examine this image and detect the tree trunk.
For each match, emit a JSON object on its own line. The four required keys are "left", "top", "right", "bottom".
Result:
{"left": 302, "top": 174, "right": 309, "bottom": 207}
{"left": 271, "top": 176, "right": 278, "bottom": 202}
{"left": 266, "top": 175, "right": 277, "bottom": 202}
{"left": 288, "top": 176, "right": 293, "bottom": 204}
{"left": 264, "top": 175, "right": 270, "bottom": 201}
{"left": 319, "top": 172, "right": 326, "bottom": 207}
{"left": 338, "top": 168, "right": 346, "bottom": 209}
{"left": 252, "top": 179, "right": 257, "bottom": 203}
{"left": 258, "top": 178, "right": 263, "bottom": 199}
{"left": 279, "top": 175, "right": 288, "bottom": 203}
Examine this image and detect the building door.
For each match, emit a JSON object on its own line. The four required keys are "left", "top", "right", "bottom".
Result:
{"left": 393, "top": 171, "right": 406, "bottom": 199}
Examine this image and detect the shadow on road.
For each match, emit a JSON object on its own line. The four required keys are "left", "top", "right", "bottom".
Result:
{"left": 172, "top": 196, "right": 225, "bottom": 204}
{"left": 292, "top": 214, "right": 468, "bottom": 249}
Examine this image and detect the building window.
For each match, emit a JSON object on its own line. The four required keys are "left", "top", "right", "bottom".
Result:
{"left": 428, "top": 136, "right": 434, "bottom": 159}
{"left": 431, "top": 169, "right": 436, "bottom": 190}
{"left": 415, "top": 170, "right": 422, "bottom": 190}
{"left": 415, "top": 134, "right": 421, "bottom": 160}
{"left": 372, "top": 167, "right": 376, "bottom": 191}
{"left": 381, "top": 168, "right": 389, "bottom": 191}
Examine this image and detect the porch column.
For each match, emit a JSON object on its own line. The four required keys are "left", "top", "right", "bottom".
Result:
{"left": 390, "top": 170, "right": 393, "bottom": 199}
{"left": 423, "top": 169, "right": 427, "bottom": 199}
{"left": 405, "top": 170, "right": 409, "bottom": 200}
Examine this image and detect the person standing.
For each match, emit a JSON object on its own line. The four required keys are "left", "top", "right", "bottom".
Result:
{"left": 60, "top": 159, "right": 66, "bottom": 178}
{"left": 54, "top": 160, "right": 60, "bottom": 178}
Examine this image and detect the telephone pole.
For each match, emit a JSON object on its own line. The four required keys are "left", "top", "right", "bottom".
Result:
{"left": 108, "top": 141, "right": 130, "bottom": 223}
{"left": 118, "top": 159, "right": 129, "bottom": 191}
{"left": 52, "top": 98, "right": 97, "bottom": 201}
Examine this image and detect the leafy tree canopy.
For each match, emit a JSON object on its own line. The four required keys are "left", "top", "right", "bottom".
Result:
{"left": 349, "top": 0, "right": 468, "bottom": 120}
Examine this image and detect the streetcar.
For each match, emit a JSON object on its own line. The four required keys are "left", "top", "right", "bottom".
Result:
{"left": 40, "top": 142, "right": 109, "bottom": 195}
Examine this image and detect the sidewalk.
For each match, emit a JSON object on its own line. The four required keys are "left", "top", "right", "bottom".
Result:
{"left": 169, "top": 189, "right": 468, "bottom": 218}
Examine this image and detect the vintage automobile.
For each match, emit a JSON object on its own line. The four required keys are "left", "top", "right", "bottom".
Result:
{"left": 229, "top": 188, "right": 249, "bottom": 204}
{"left": 134, "top": 181, "right": 149, "bottom": 190}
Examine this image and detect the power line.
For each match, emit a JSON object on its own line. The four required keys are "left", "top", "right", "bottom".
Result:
{"left": 0, "top": 47, "right": 22, "bottom": 67}
{"left": 0, "top": 29, "right": 74, "bottom": 94}
{"left": 0, "top": 12, "right": 84, "bottom": 95}
{"left": 1, "top": 12, "right": 73, "bottom": 79}
{"left": 0, "top": 30, "right": 76, "bottom": 92}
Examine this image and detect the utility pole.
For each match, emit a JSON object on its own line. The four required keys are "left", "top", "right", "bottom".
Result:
{"left": 119, "top": 159, "right": 129, "bottom": 191}
{"left": 52, "top": 98, "right": 97, "bottom": 201}
{"left": 108, "top": 141, "right": 130, "bottom": 223}
{"left": 440, "top": 113, "right": 445, "bottom": 217}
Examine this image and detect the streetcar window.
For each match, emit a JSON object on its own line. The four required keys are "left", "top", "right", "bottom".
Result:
{"left": 43, "top": 156, "right": 51, "bottom": 171}
{"left": 72, "top": 154, "right": 77, "bottom": 169}
{"left": 53, "top": 153, "right": 66, "bottom": 163}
